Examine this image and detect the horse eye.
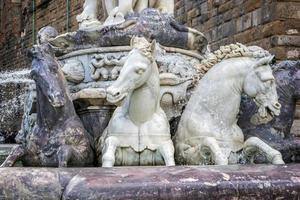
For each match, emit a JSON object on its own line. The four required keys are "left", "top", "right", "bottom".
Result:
{"left": 30, "top": 70, "right": 37, "bottom": 78}
{"left": 50, "top": 66, "right": 58, "bottom": 73}
{"left": 135, "top": 68, "right": 145, "bottom": 74}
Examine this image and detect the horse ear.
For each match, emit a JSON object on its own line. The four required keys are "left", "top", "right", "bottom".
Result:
{"left": 151, "top": 40, "right": 156, "bottom": 51}
{"left": 254, "top": 55, "right": 275, "bottom": 68}
{"left": 130, "top": 36, "right": 137, "bottom": 47}
{"left": 150, "top": 40, "right": 158, "bottom": 57}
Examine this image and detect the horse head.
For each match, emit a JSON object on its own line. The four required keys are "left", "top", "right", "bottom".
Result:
{"left": 243, "top": 55, "right": 281, "bottom": 120}
{"left": 29, "top": 45, "right": 66, "bottom": 108}
{"left": 106, "top": 37, "right": 158, "bottom": 104}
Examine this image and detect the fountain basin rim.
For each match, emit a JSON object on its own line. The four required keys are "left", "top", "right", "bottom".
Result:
{"left": 58, "top": 45, "right": 205, "bottom": 60}
{"left": 0, "top": 164, "right": 299, "bottom": 199}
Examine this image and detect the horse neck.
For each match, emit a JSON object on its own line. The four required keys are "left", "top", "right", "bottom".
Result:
{"left": 36, "top": 79, "right": 76, "bottom": 129}
{"left": 128, "top": 62, "right": 160, "bottom": 125}
{"left": 192, "top": 58, "right": 254, "bottom": 125}
{"left": 273, "top": 72, "right": 297, "bottom": 134}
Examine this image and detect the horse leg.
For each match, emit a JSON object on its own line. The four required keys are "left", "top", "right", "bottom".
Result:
{"left": 158, "top": 140, "right": 175, "bottom": 166}
{"left": 57, "top": 145, "right": 73, "bottom": 167}
{"left": 102, "top": 137, "right": 118, "bottom": 167}
{"left": 243, "top": 137, "right": 284, "bottom": 164}
{"left": 200, "top": 137, "right": 228, "bottom": 165}
{"left": 1, "top": 145, "right": 25, "bottom": 167}
{"left": 134, "top": 0, "right": 148, "bottom": 12}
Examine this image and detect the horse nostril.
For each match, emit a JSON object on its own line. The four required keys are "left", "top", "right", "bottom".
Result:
{"left": 274, "top": 102, "right": 281, "bottom": 109}
{"left": 114, "top": 92, "right": 120, "bottom": 97}
{"left": 48, "top": 94, "right": 53, "bottom": 101}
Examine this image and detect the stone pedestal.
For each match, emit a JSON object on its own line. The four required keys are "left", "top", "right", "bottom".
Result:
{"left": 77, "top": 106, "right": 115, "bottom": 141}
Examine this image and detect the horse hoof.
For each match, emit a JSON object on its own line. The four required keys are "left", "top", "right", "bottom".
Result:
{"left": 272, "top": 155, "right": 285, "bottom": 165}
{"left": 0, "top": 162, "right": 11, "bottom": 167}
{"left": 166, "top": 162, "right": 175, "bottom": 167}
{"left": 215, "top": 158, "right": 228, "bottom": 165}
{"left": 102, "top": 161, "right": 114, "bottom": 168}
{"left": 58, "top": 162, "right": 68, "bottom": 168}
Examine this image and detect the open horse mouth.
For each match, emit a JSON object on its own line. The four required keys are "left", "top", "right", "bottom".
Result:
{"left": 258, "top": 102, "right": 281, "bottom": 118}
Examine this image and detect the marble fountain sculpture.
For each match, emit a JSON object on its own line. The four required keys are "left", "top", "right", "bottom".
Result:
{"left": 2, "top": 1, "right": 300, "bottom": 199}
{"left": 0, "top": 0, "right": 288, "bottom": 168}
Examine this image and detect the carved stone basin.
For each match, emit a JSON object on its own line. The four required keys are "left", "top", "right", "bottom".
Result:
{"left": 57, "top": 45, "right": 202, "bottom": 140}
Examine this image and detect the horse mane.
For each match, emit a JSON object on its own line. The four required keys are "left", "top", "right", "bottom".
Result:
{"left": 193, "top": 43, "right": 272, "bottom": 84}
{"left": 130, "top": 37, "right": 154, "bottom": 61}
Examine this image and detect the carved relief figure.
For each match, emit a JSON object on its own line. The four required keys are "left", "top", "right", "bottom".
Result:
{"left": 104, "top": 0, "right": 174, "bottom": 26}
{"left": 103, "top": 0, "right": 174, "bottom": 15}
{"left": 98, "top": 37, "right": 175, "bottom": 167}
{"left": 1, "top": 43, "right": 94, "bottom": 167}
{"left": 174, "top": 44, "right": 284, "bottom": 165}
{"left": 77, "top": 0, "right": 174, "bottom": 28}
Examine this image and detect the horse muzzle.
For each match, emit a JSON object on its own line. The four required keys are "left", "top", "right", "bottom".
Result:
{"left": 258, "top": 102, "right": 281, "bottom": 118}
{"left": 106, "top": 87, "right": 127, "bottom": 104}
{"left": 266, "top": 102, "right": 281, "bottom": 117}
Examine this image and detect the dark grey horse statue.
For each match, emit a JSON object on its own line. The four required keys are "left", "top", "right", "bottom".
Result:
{"left": 1, "top": 44, "right": 94, "bottom": 167}
{"left": 238, "top": 60, "right": 300, "bottom": 163}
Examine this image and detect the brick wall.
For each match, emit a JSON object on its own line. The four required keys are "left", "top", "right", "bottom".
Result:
{"left": 175, "top": 0, "right": 300, "bottom": 60}
{"left": 0, "top": 0, "right": 89, "bottom": 72}
{"left": 1, "top": 0, "right": 299, "bottom": 72}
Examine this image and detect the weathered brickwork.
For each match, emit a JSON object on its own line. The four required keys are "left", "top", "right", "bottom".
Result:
{"left": 0, "top": 0, "right": 92, "bottom": 72}
{"left": 1, "top": 0, "right": 299, "bottom": 72}
{"left": 175, "top": 0, "right": 300, "bottom": 60}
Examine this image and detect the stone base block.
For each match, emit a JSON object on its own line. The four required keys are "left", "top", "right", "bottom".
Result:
{"left": 0, "top": 165, "right": 299, "bottom": 199}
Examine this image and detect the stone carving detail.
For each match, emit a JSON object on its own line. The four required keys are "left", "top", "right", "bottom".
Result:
{"left": 50, "top": 9, "right": 208, "bottom": 55}
{"left": 1, "top": 40, "right": 94, "bottom": 167}
{"left": 76, "top": 0, "right": 102, "bottom": 30}
{"left": 89, "top": 54, "right": 125, "bottom": 81}
{"left": 238, "top": 60, "right": 300, "bottom": 162}
{"left": 97, "top": 37, "right": 175, "bottom": 167}
{"left": 174, "top": 44, "right": 285, "bottom": 165}
{"left": 56, "top": 46, "right": 202, "bottom": 123}
{"left": 62, "top": 59, "right": 85, "bottom": 83}
{"left": 77, "top": 0, "right": 174, "bottom": 29}
{"left": 103, "top": 0, "right": 174, "bottom": 26}
{"left": 37, "top": 26, "right": 59, "bottom": 45}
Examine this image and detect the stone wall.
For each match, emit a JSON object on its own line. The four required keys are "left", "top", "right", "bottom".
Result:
{"left": 175, "top": 0, "right": 300, "bottom": 60}
{"left": 1, "top": 0, "right": 299, "bottom": 72}
{"left": 0, "top": 0, "right": 91, "bottom": 72}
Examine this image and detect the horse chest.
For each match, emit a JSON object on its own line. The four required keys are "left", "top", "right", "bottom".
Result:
{"left": 108, "top": 108, "right": 170, "bottom": 152}
{"left": 129, "top": 86, "right": 158, "bottom": 124}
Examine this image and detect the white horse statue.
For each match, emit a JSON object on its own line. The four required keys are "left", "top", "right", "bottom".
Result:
{"left": 174, "top": 43, "right": 285, "bottom": 165}
{"left": 98, "top": 37, "right": 175, "bottom": 167}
